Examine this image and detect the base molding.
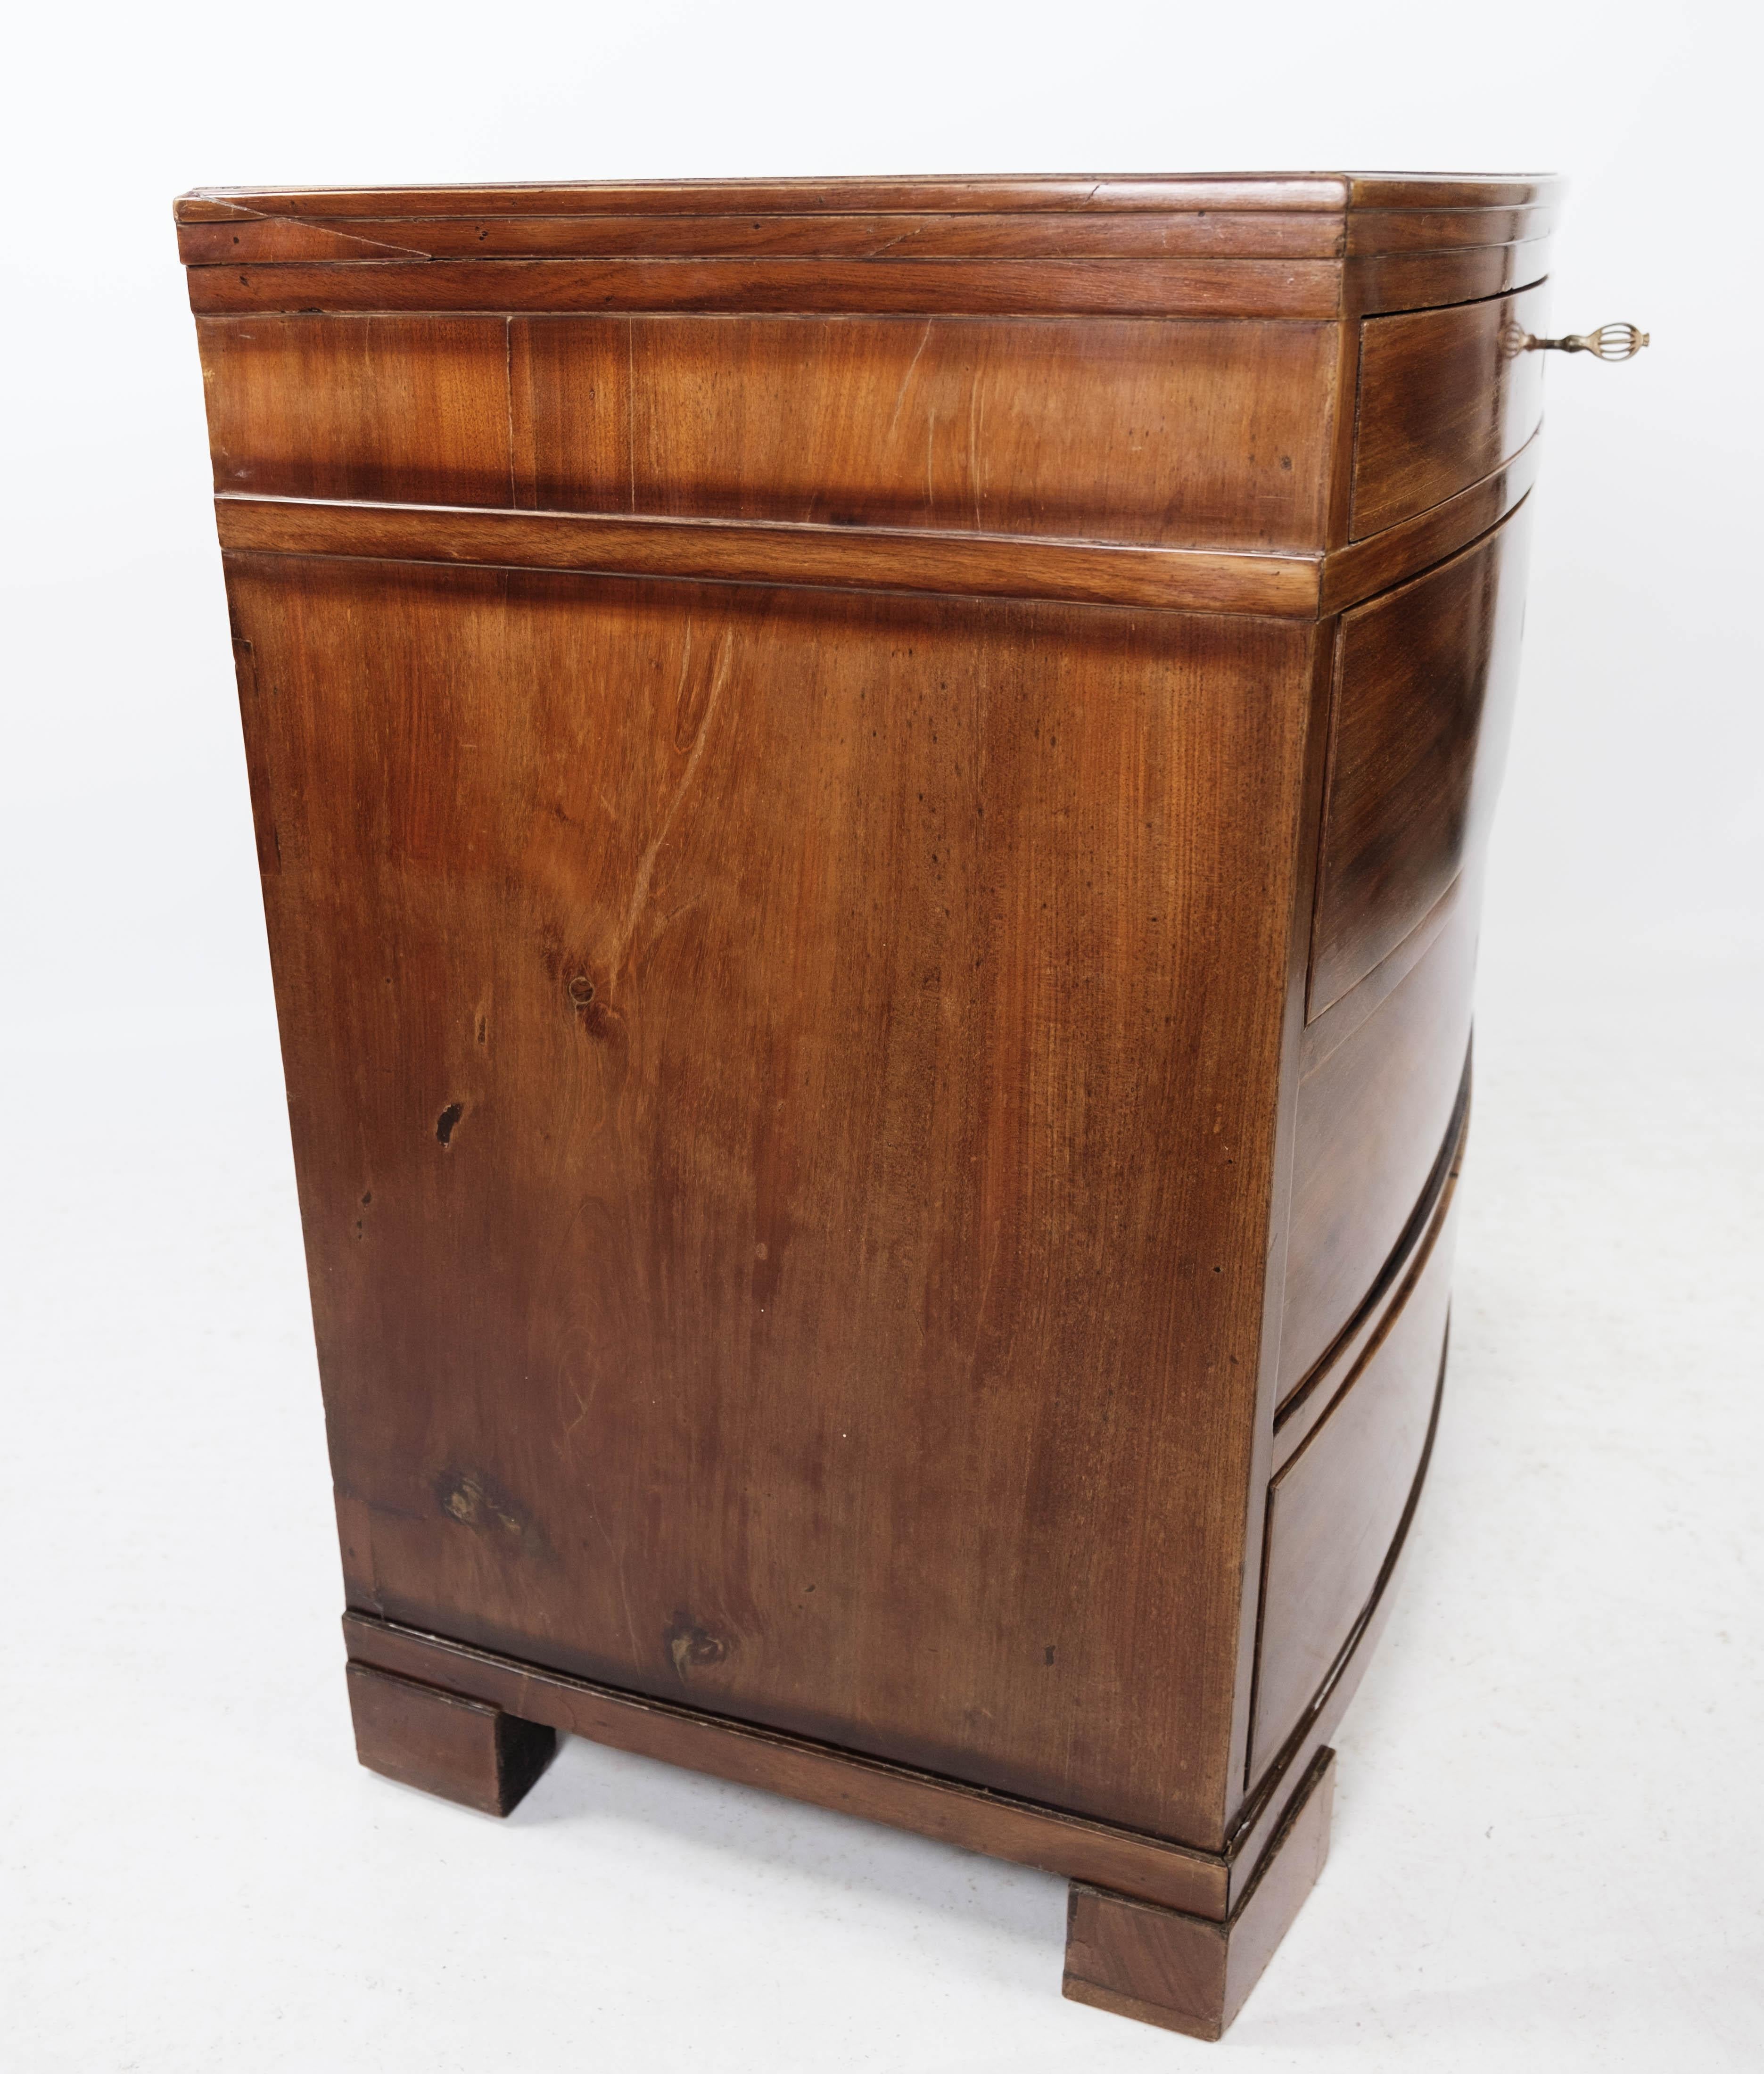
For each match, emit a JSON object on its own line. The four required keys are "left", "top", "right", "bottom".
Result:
{"left": 1063, "top": 1749, "right": 1336, "bottom": 2041}
{"left": 343, "top": 1608, "right": 1242, "bottom": 1914}
{"left": 340, "top": 1617, "right": 1360, "bottom": 2038}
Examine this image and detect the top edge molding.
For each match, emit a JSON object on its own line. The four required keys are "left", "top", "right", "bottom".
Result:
{"left": 174, "top": 173, "right": 1563, "bottom": 223}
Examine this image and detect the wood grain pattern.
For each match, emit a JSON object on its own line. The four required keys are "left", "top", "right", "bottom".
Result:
{"left": 1273, "top": 1085, "right": 1466, "bottom": 1470}
{"left": 1252, "top": 1218, "right": 1457, "bottom": 1774}
{"left": 185, "top": 255, "right": 1346, "bottom": 321}
{"left": 1311, "top": 508, "right": 1531, "bottom": 1012}
{"left": 1344, "top": 173, "right": 1558, "bottom": 210}
{"left": 180, "top": 170, "right": 1560, "bottom": 2036}
{"left": 1344, "top": 204, "right": 1557, "bottom": 252}
{"left": 231, "top": 550, "right": 1315, "bottom": 1844}
{"left": 1301, "top": 873, "right": 1469, "bottom": 1083}
{"left": 1320, "top": 437, "right": 1538, "bottom": 613}
{"left": 1064, "top": 1749, "right": 1335, "bottom": 2040}
{"left": 177, "top": 218, "right": 433, "bottom": 262}
{"left": 1281, "top": 897, "right": 1478, "bottom": 1398}
{"left": 176, "top": 171, "right": 1560, "bottom": 223}
{"left": 182, "top": 211, "right": 1349, "bottom": 263}
{"left": 1346, "top": 239, "right": 1550, "bottom": 319}
{"left": 213, "top": 495, "right": 1322, "bottom": 617}
{"left": 346, "top": 1660, "right": 557, "bottom": 1815}
{"left": 342, "top": 1611, "right": 1238, "bottom": 1916}
{"left": 197, "top": 316, "right": 512, "bottom": 507}
{"left": 511, "top": 314, "right": 1337, "bottom": 549}
{"left": 1351, "top": 286, "right": 1548, "bottom": 536}
{"left": 176, "top": 174, "right": 1360, "bottom": 219}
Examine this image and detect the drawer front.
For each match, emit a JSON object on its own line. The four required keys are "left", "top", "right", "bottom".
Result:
{"left": 1252, "top": 1195, "right": 1458, "bottom": 1777}
{"left": 1282, "top": 894, "right": 1475, "bottom": 1396}
{"left": 1350, "top": 283, "right": 1546, "bottom": 540}
{"left": 1310, "top": 504, "right": 1529, "bottom": 1016}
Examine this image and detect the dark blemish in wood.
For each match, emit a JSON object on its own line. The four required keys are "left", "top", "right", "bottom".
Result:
{"left": 1045, "top": 1645, "right": 1057, "bottom": 1666}
{"left": 665, "top": 1612, "right": 732, "bottom": 1680}
{"left": 436, "top": 1101, "right": 465, "bottom": 1146}
{"left": 476, "top": 1014, "right": 487, "bottom": 1044}
{"left": 361, "top": 1192, "right": 371, "bottom": 1205}
{"left": 433, "top": 1467, "right": 552, "bottom": 1559}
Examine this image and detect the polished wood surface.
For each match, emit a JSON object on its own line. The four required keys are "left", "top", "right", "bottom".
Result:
{"left": 198, "top": 309, "right": 1339, "bottom": 546}
{"left": 1253, "top": 1217, "right": 1457, "bottom": 1774}
{"left": 180, "top": 210, "right": 1351, "bottom": 262}
{"left": 1319, "top": 431, "right": 1538, "bottom": 613}
{"left": 178, "top": 173, "right": 1558, "bottom": 324}
{"left": 186, "top": 255, "right": 1347, "bottom": 320}
{"left": 1275, "top": 1072, "right": 1467, "bottom": 1468}
{"left": 1311, "top": 509, "right": 1530, "bottom": 1012}
{"left": 1351, "top": 286, "right": 1548, "bottom": 538}
{"left": 346, "top": 1610, "right": 1240, "bottom": 1917}
{"left": 197, "top": 316, "right": 512, "bottom": 506}
{"left": 1064, "top": 1750, "right": 1335, "bottom": 2040}
{"left": 235, "top": 551, "right": 1311, "bottom": 1840}
{"left": 1282, "top": 894, "right": 1479, "bottom": 1397}
{"left": 510, "top": 314, "right": 1335, "bottom": 545}
{"left": 181, "top": 171, "right": 1555, "bottom": 2038}
{"left": 211, "top": 491, "right": 1326, "bottom": 617}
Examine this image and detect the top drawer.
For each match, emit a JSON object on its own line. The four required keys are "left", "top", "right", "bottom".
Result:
{"left": 1350, "top": 284, "right": 1546, "bottom": 539}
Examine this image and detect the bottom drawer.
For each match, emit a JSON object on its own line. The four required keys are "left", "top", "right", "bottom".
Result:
{"left": 1249, "top": 1198, "right": 1459, "bottom": 1778}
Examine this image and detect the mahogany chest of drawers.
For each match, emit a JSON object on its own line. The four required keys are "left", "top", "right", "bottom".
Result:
{"left": 179, "top": 171, "right": 1556, "bottom": 2038}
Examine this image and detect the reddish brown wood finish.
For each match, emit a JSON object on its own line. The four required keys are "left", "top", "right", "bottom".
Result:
{"left": 232, "top": 550, "right": 1311, "bottom": 1839}
{"left": 1351, "top": 285, "right": 1549, "bottom": 538}
{"left": 1282, "top": 892, "right": 1480, "bottom": 1399}
{"left": 212, "top": 492, "right": 1324, "bottom": 617}
{"left": 343, "top": 1610, "right": 1238, "bottom": 1916}
{"left": 197, "top": 316, "right": 513, "bottom": 508}
{"left": 180, "top": 172, "right": 1559, "bottom": 2039}
{"left": 1254, "top": 1218, "right": 1458, "bottom": 1774}
{"left": 1311, "top": 510, "right": 1531, "bottom": 1012}
{"left": 1064, "top": 1750, "right": 1336, "bottom": 2040}
{"left": 509, "top": 314, "right": 1336, "bottom": 547}
{"left": 346, "top": 1661, "right": 557, "bottom": 1815}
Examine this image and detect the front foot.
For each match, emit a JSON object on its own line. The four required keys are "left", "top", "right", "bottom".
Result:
{"left": 346, "top": 1659, "right": 558, "bottom": 1817}
{"left": 1063, "top": 1748, "right": 1335, "bottom": 2040}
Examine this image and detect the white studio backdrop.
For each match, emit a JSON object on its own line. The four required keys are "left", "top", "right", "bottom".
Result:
{"left": 1, "top": 4, "right": 1759, "bottom": 2069}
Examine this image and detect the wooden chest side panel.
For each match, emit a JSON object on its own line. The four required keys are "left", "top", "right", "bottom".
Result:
{"left": 1350, "top": 286, "right": 1546, "bottom": 539}
{"left": 196, "top": 315, "right": 513, "bottom": 507}
{"left": 1310, "top": 507, "right": 1530, "bottom": 1015}
{"left": 511, "top": 315, "right": 1336, "bottom": 549}
{"left": 1252, "top": 1198, "right": 1457, "bottom": 1776}
{"left": 228, "top": 554, "right": 1315, "bottom": 1844}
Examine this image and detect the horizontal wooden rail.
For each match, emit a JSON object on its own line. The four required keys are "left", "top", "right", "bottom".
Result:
{"left": 215, "top": 495, "right": 1325, "bottom": 616}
